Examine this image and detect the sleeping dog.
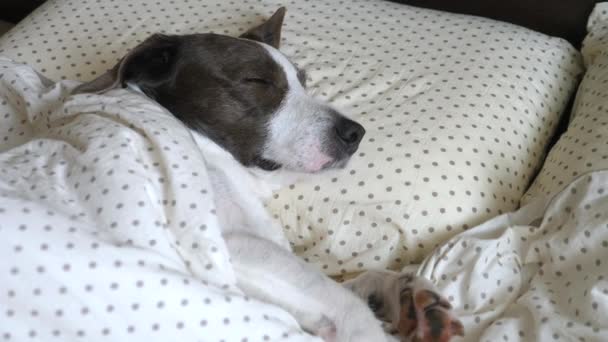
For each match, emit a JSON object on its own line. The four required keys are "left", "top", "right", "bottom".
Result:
{"left": 74, "top": 8, "right": 463, "bottom": 342}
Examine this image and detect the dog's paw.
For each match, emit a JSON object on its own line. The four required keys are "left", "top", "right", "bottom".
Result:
{"left": 343, "top": 270, "right": 463, "bottom": 341}
{"left": 397, "top": 278, "right": 464, "bottom": 342}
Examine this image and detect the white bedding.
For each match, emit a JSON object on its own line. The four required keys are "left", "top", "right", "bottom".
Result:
{"left": 522, "top": 2, "right": 608, "bottom": 204}
{"left": 418, "top": 171, "right": 608, "bottom": 341}
{"left": 2, "top": 57, "right": 608, "bottom": 342}
{"left": 0, "top": 58, "right": 320, "bottom": 341}
{"left": 0, "top": 0, "right": 602, "bottom": 340}
{"left": 0, "top": 0, "right": 583, "bottom": 271}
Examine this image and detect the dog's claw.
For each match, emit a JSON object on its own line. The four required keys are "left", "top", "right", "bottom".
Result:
{"left": 398, "top": 286, "right": 464, "bottom": 342}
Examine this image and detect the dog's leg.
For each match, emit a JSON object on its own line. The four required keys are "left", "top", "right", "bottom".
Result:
{"left": 343, "top": 270, "right": 464, "bottom": 342}
{"left": 224, "top": 232, "right": 388, "bottom": 342}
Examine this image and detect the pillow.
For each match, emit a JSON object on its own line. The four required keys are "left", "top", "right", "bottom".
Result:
{"left": 0, "top": 0, "right": 583, "bottom": 274}
{"left": 522, "top": 3, "right": 608, "bottom": 204}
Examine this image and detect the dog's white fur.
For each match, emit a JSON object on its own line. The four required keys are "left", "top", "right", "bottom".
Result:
{"left": 191, "top": 139, "right": 395, "bottom": 341}
{"left": 189, "top": 128, "right": 393, "bottom": 341}
{"left": 184, "top": 41, "right": 394, "bottom": 342}
{"left": 259, "top": 44, "right": 338, "bottom": 172}
{"left": 127, "top": 40, "right": 443, "bottom": 341}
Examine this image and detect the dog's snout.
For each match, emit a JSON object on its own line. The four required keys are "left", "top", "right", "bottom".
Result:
{"left": 335, "top": 117, "right": 365, "bottom": 153}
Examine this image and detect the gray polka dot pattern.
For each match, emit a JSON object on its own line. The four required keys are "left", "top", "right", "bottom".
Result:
{"left": 0, "top": 0, "right": 591, "bottom": 339}
{"left": 0, "top": 58, "right": 319, "bottom": 341}
{"left": 523, "top": 3, "right": 608, "bottom": 204}
{"left": 419, "top": 171, "right": 608, "bottom": 342}
{"left": 0, "top": 0, "right": 583, "bottom": 273}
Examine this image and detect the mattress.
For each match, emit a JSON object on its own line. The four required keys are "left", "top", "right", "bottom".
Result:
{"left": 0, "top": 0, "right": 595, "bottom": 341}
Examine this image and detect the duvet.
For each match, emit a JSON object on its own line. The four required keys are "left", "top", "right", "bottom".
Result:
{"left": 1, "top": 58, "right": 607, "bottom": 341}
{"left": 0, "top": 58, "right": 321, "bottom": 341}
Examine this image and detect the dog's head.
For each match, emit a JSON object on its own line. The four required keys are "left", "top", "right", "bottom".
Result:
{"left": 74, "top": 7, "right": 365, "bottom": 172}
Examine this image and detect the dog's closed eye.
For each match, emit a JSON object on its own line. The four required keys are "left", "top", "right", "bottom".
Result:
{"left": 243, "top": 77, "right": 273, "bottom": 86}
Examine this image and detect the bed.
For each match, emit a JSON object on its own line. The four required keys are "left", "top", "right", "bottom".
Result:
{"left": 0, "top": 0, "right": 606, "bottom": 341}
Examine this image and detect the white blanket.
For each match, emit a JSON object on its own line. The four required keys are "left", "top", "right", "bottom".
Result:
{"left": 0, "top": 58, "right": 319, "bottom": 341}
{"left": 418, "top": 172, "right": 608, "bottom": 341}
{"left": 1, "top": 58, "right": 607, "bottom": 341}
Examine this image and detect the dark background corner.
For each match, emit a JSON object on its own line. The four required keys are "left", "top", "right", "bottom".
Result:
{"left": 0, "top": 0, "right": 47, "bottom": 24}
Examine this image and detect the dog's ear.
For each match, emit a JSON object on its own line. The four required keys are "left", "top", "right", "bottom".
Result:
{"left": 73, "top": 34, "right": 180, "bottom": 94}
{"left": 240, "top": 7, "right": 286, "bottom": 49}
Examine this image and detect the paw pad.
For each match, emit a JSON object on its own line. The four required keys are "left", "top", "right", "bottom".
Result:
{"left": 398, "top": 288, "right": 464, "bottom": 342}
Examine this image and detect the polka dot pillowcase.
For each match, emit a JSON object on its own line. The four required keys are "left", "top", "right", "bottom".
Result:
{"left": 522, "top": 2, "right": 608, "bottom": 204}
{"left": 0, "top": 0, "right": 583, "bottom": 273}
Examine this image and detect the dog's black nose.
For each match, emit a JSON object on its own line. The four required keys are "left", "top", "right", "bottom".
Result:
{"left": 335, "top": 117, "right": 365, "bottom": 153}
